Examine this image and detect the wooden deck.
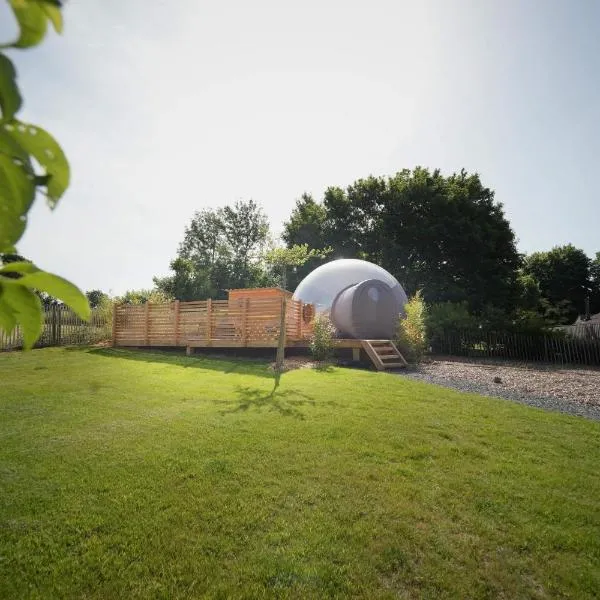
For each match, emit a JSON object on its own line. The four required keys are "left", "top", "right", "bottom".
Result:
{"left": 113, "top": 288, "right": 406, "bottom": 370}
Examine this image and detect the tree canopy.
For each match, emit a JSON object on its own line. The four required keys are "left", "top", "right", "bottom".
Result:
{"left": 283, "top": 167, "right": 521, "bottom": 314}
{"left": 154, "top": 200, "right": 271, "bottom": 300}
{"left": 264, "top": 243, "right": 332, "bottom": 290}
{"left": 522, "top": 245, "right": 595, "bottom": 324}
{"left": 85, "top": 290, "right": 111, "bottom": 309}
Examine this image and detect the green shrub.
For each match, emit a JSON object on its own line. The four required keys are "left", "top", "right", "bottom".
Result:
{"left": 396, "top": 291, "right": 428, "bottom": 362}
{"left": 426, "top": 301, "right": 478, "bottom": 340}
{"left": 309, "top": 314, "right": 336, "bottom": 361}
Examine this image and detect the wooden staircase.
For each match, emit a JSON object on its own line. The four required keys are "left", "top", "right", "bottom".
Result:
{"left": 361, "top": 340, "right": 408, "bottom": 371}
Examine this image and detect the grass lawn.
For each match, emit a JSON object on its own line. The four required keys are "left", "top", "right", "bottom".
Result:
{"left": 1, "top": 348, "right": 599, "bottom": 599}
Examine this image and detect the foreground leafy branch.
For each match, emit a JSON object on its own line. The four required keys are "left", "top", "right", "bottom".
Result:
{"left": 0, "top": 0, "right": 89, "bottom": 348}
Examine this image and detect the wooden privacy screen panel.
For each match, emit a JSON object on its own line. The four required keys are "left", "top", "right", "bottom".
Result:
{"left": 113, "top": 297, "right": 313, "bottom": 348}
{"left": 179, "top": 301, "right": 208, "bottom": 343}
{"left": 114, "top": 305, "right": 146, "bottom": 346}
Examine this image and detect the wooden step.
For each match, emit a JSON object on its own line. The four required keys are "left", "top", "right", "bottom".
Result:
{"left": 360, "top": 340, "right": 408, "bottom": 371}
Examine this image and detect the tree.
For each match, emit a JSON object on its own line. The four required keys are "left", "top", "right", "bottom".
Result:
{"left": 590, "top": 252, "right": 600, "bottom": 315}
{"left": 282, "top": 193, "right": 327, "bottom": 249}
{"left": 281, "top": 193, "right": 329, "bottom": 289}
{"left": 116, "top": 289, "right": 172, "bottom": 305}
{"left": 264, "top": 244, "right": 332, "bottom": 290}
{"left": 156, "top": 200, "right": 271, "bottom": 300}
{"left": 323, "top": 177, "right": 388, "bottom": 261}
{"left": 522, "top": 245, "right": 593, "bottom": 324}
{"left": 380, "top": 168, "right": 521, "bottom": 311}
{"left": 86, "top": 290, "right": 110, "bottom": 309}
{"left": 591, "top": 252, "right": 600, "bottom": 287}
{"left": 284, "top": 168, "right": 521, "bottom": 313}
{"left": 0, "top": 1, "right": 89, "bottom": 348}
{"left": 516, "top": 272, "right": 542, "bottom": 312}
{"left": 221, "top": 199, "right": 269, "bottom": 287}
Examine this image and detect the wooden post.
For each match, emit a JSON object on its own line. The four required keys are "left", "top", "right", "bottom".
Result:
{"left": 57, "top": 305, "right": 62, "bottom": 345}
{"left": 242, "top": 298, "right": 248, "bottom": 347}
{"left": 111, "top": 305, "right": 117, "bottom": 347}
{"left": 206, "top": 299, "right": 212, "bottom": 346}
{"left": 174, "top": 300, "right": 180, "bottom": 346}
{"left": 298, "top": 300, "right": 303, "bottom": 340}
{"left": 144, "top": 302, "right": 150, "bottom": 346}
{"left": 275, "top": 296, "right": 287, "bottom": 371}
{"left": 51, "top": 304, "right": 57, "bottom": 346}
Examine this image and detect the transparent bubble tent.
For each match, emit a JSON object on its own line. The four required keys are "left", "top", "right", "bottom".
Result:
{"left": 293, "top": 259, "right": 408, "bottom": 339}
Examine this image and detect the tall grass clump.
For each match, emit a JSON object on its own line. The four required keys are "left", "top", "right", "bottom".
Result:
{"left": 396, "top": 291, "right": 428, "bottom": 362}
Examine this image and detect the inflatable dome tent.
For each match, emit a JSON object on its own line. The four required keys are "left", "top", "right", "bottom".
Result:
{"left": 293, "top": 259, "right": 408, "bottom": 339}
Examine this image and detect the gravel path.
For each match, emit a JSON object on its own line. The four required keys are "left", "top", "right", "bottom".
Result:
{"left": 396, "top": 357, "right": 600, "bottom": 421}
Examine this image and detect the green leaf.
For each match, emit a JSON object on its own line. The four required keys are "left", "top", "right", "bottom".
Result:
{"left": 0, "top": 284, "right": 17, "bottom": 335}
{"left": 0, "top": 126, "right": 31, "bottom": 162}
{"left": 6, "top": 0, "right": 48, "bottom": 49}
{"left": 40, "top": 1, "right": 63, "bottom": 33}
{"left": 18, "top": 271, "right": 90, "bottom": 320}
{"left": 0, "top": 53, "right": 22, "bottom": 119}
{"left": 3, "top": 121, "right": 69, "bottom": 205}
{"left": 0, "top": 260, "right": 38, "bottom": 275}
{"left": 0, "top": 153, "right": 34, "bottom": 249}
{"left": 1, "top": 278, "right": 42, "bottom": 348}
{"left": 0, "top": 211, "right": 26, "bottom": 252}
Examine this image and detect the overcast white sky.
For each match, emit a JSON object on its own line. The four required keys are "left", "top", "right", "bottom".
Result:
{"left": 3, "top": 0, "right": 599, "bottom": 294}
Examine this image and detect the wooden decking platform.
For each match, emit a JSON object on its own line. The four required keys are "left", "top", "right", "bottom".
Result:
{"left": 113, "top": 290, "right": 407, "bottom": 371}
{"left": 185, "top": 337, "right": 407, "bottom": 371}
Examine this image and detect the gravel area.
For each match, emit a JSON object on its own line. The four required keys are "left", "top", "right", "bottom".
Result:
{"left": 396, "top": 356, "right": 600, "bottom": 421}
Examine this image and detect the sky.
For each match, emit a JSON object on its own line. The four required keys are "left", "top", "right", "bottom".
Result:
{"left": 2, "top": 0, "right": 599, "bottom": 295}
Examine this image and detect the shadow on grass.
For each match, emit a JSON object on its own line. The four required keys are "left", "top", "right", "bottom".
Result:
{"left": 219, "top": 384, "right": 316, "bottom": 419}
{"left": 314, "top": 362, "right": 335, "bottom": 373}
{"left": 87, "top": 347, "right": 274, "bottom": 379}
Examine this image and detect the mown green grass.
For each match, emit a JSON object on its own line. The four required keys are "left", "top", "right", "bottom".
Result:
{"left": 1, "top": 348, "right": 599, "bottom": 599}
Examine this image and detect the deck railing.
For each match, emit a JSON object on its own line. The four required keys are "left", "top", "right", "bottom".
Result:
{"left": 113, "top": 297, "right": 312, "bottom": 348}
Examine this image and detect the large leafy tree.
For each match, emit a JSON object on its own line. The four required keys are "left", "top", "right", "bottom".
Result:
{"left": 0, "top": 0, "right": 88, "bottom": 348}
{"left": 380, "top": 168, "right": 520, "bottom": 311}
{"left": 522, "top": 245, "right": 594, "bottom": 324}
{"left": 283, "top": 168, "right": 521, "bottom": 313}
{"left": 155, "top": 200, "right": 271, "bottom": 300}
{"left": 85, "top": 290, "right": 110, "bottom": 309}
{"left": 221, "top": 199, "right": 270, "bottom": 288}
{"left": 281, "top": 193, "right": 329, "bottom": 289}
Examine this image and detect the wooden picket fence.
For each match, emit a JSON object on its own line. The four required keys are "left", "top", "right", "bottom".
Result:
{"left": 113, "top": 297, "right": 312, "bottom": 349}
{"left": 0, "top": 305, "right": 112, "bottom": 351}
{"left": 431, "top": 327, "right": 600, "bottom": 366}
